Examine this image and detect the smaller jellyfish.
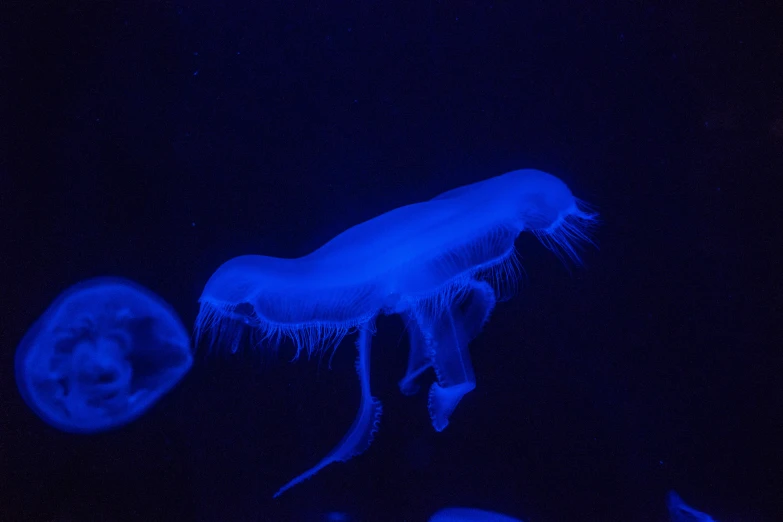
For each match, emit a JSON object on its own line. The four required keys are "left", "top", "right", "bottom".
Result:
{"left": 667, "top": 491, "right": 718, "bottom": 522}
{"left": 15, "top": 277, "right": 193, "bottom": 433}
{"left": 429, "top": 507, "right": 523, "bottom": 522}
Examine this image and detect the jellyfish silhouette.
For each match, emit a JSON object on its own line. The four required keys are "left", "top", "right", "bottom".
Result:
{"left": 429, "top": 507, "right": 523, "bottom": 522}
{"left": 15, "top": 277, "right": 193, "bottom": 433}
{"left": 195, "top": 168, "right": 597, "bottom": 497}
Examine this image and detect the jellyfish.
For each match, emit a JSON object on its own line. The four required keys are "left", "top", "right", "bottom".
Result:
{"left": 429, "top": 507, "right": 523, "bottom": 522}
{"left": 15, "top": 277, "right": 193, "bottom": 433}
{"left": 667, "top": 491, "right": 718, "bottom": 522}
{"left": 195, "top": 168, "right": 597, "bottom": 496}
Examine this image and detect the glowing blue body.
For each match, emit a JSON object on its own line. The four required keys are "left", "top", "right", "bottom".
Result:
{"left": 15, "top": 277, "right": 193, "bottom": 433}
{"left": 429, "top": 507, "right": 523, "bottom": 522}
{"left": 196, "top": 169, "right": 597, "bottom": 497}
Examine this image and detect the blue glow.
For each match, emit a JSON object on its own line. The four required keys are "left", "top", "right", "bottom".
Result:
{"left": 195, "top": 168, "right": 597, "bottom": 497}
{"left": 429, "top": 507, "right": 523, "bottom": 522}
{"left": 15, "top": 277, "right": 193, "bottom": 433}
{"left": 667, "top": 491, "right": 718, "bottom": 522}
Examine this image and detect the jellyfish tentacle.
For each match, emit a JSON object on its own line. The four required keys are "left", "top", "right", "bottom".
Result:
{"left": 398, "top": 312, "right": 433, "bottom": 396}
{"left": 418, "top": 279, "right": 496, "bottom": 432}
{"left": 274, "top": 319, "right": 382, "bottom": 498}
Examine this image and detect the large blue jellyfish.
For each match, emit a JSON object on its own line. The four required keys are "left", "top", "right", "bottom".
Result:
{"left": 15, "top": 277, "right": 193, "bottom": 433}
{"left": 195, "top": 168, "right": 597, "bottom": 497}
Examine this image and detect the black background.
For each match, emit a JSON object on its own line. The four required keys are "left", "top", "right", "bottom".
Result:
{"left": 2, "top": 1, "right": 781, "bottom": 521}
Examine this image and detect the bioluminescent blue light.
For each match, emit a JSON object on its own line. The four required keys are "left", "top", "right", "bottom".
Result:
{"left": 667, "top": 491, "right": 717, "bottom": 522}
{"left": 195, "top": 168, "right": 597, "bottom": 497}
{"left": 429, "top": 507, "right": 523, "bottom": 522}
{"left": 15, "top": 277, "right": 193, "bottom": 433}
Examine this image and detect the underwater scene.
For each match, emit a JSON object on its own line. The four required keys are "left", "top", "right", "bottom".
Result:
{"left": 3, "top": 1, "right": 781, "bottom": 521}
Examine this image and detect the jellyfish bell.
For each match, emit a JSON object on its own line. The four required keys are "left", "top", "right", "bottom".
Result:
{"left": 15, "top": 277, "right": 193, "bottom": 433}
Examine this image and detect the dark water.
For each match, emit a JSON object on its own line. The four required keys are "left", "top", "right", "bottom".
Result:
{"left": 2, "top": 1, "right": 781, "bottom": 521}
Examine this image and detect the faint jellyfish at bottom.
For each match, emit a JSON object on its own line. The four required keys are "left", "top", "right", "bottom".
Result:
{"left": 430, "top": 493, "right": 721, "bottom": 522}
{"left": 667, "top": 491, "right": 718, "bottom": 522}
{"left": 15, "top": 277, "right": 193, "bottom": 433}
{"left": 429, "top": 507, "right": 524, "bottom": 522}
